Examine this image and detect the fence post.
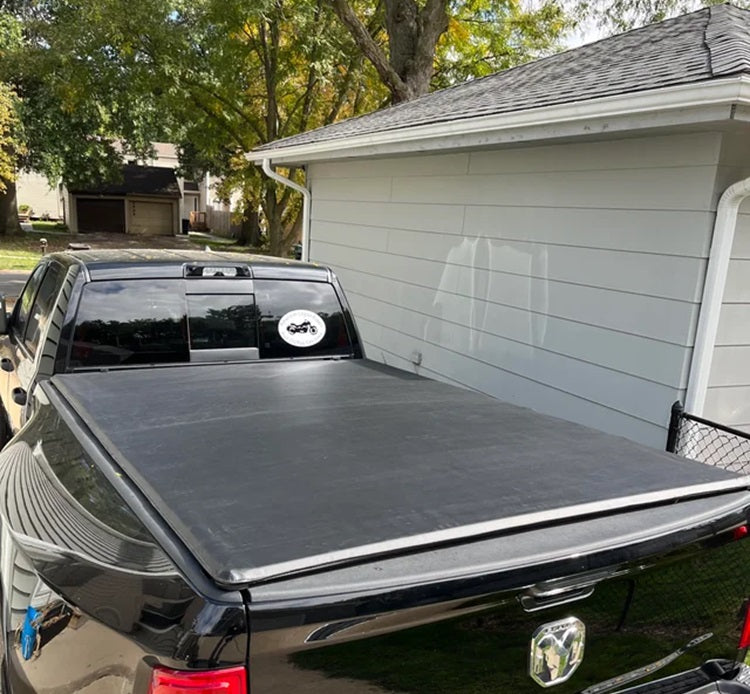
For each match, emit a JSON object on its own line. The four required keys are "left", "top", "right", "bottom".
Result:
{"left": 666, "top": 400, "right": 684, "bottom": 453}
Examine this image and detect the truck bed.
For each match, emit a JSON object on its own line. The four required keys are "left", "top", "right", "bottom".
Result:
{"left": 49, "top": 360, "right": 749, "bottom": 587}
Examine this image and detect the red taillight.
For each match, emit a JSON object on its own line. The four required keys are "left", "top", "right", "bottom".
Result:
{"left": 149, "top": 665, "right": 247, "bottom": 694}
{"left": 734, "top": 525, "right": 749, "bottom": 541}
{"left": 739, "top": 602, "right": 750, "bottom": 650}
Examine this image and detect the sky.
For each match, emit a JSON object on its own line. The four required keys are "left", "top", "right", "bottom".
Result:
{"left": 560, "top": 0, "right": 711, "bottom": 49}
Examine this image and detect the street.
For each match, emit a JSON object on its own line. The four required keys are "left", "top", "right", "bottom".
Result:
{"left": 0, "top": 271, "right": 29, "bottom": 302}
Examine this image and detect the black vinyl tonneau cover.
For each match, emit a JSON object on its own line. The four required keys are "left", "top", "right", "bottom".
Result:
{"left": 50, "top": 360, "right": 749, "bottom": 586}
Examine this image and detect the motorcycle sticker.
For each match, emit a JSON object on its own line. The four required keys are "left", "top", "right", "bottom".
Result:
{"left": 278, "top": 310, "right": 326, "bottom": 348}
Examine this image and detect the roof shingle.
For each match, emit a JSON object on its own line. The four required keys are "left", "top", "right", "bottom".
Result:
{"left": 69, "top": 165, "right": 180, "bottom": 198}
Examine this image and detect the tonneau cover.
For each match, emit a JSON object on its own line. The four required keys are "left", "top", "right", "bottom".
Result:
{"left": 51, "top": 360, "right": 748, "bottom": 586}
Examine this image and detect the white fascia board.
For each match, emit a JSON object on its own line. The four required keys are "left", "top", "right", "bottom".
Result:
{"left": 249, "top": 77, "right": 750, "bottom": 165}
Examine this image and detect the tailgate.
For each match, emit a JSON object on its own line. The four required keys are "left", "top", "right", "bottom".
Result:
{"left": 247, "top": 492, "right": 750, "bottom": 694}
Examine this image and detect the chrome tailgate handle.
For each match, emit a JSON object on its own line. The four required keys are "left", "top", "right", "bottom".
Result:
{"left": 519, "top": 585, "right": 596, "bottom": 612}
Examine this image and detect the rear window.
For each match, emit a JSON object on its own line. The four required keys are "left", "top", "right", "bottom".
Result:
{"left": 187, "top": 294, "right": 258, "bottom": 350}
{"left": 255, "top": 280, "right": 353, "bottom": 359}
{"left": 70, "top": 280, "right": 189, "bottom": 367}
{"left": 69, "top": 278, "right": 353, "bottom": 368}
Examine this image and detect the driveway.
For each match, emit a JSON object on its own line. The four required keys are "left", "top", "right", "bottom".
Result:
{"left": 0, "top": 271, "right": 29, "bottom": 302}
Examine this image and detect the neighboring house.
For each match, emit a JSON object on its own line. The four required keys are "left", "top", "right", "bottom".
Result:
{"left": 15, "top": 141, "right": 237, "bottom": 235}
{"left": 15, "top": 171, "right": 64, "bottom": 220}
{"left": 67, "top": 164, "right": 181, "bottom": 236}
{"left": 138, "top": 142, "right": 216, "bottom": 230}
{"left": 251, "top": 4, "right": 750, "bottom": 448}
{"left": 140, "top": 142, "right": 238, "bottom": 235}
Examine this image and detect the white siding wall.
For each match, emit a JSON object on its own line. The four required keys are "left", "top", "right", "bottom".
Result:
{"left": 16, "top": 171, "right": 63, "bottom": 220}
{"left": 309, "top": 133, "right": 723, "bottom": 448}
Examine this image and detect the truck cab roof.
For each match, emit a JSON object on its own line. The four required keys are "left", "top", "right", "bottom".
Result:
{"left": 50, "top": 248, "right": 331, "bottom": 282}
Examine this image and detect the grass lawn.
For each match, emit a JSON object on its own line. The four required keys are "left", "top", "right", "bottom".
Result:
{"left": 0, "top": 229, "right": 267, "bottom": 271}
{"left": 0, "top": 233, "right": 62, "bottom": 270}
{"left": 31, "top": 221, "right": 69, "bottom": 232}
{"left": 186, "top": 231, "right": 260, "bottom": 253}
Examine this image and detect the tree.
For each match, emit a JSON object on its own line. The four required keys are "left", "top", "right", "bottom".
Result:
{"left": 0, "top": 84, "right": 22, "bottom": 235}
{"left": 0, "top": 0, "right": 167, "bottom": 234}
{"left": 0, "top": 11, "right": 24, "bottom": 234}
{"left": 330, "top": 0, "right": 571, "bottom": 103}
{"left": 123, "top": 0, "right": 384, "bottom": 255}
{"left": 4, "top": 0, "right": 382, "bottom": 254}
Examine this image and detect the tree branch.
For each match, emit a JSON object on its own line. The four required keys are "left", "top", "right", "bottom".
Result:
{"left": 329, "top": 0, "right": 409, "bottom": 102}
{"left": 189, "top": 96, "right": 251, "bottom": 150}
{"left": 180, "top": 75, "right": 264, "bottom": 141}
{"left": 326, "top": 53, "right": 362, "bottom": 124}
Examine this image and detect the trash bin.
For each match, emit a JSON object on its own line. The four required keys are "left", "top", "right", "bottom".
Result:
{"left": 293, "top": 243, "right": 302, "bottom": 260}
{"left": 181, "top": 219, "right": 190, "bottom": 235}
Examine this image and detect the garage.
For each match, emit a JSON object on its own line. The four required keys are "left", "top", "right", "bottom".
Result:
{"left": 76, "top": 199, "right": 125, "bottom": 234}
{"left": 68, "top": 165, "right": 180, "bottom": 236}
{"left": 129, "top": 200, "right": 174, "bottom": 236}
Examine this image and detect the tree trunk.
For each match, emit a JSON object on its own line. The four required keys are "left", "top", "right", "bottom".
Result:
{"left": 331, "top": 0, "right": 449, "bottom": 103}
{"left": 237, "top": 202, "right": 261, "bottom": 247}
{"left": 385, "top": 0, "right": 449, "bottom": 101}
{"left": 0, "top": 179, "right": 22, "bottom": 236}
{"left": 265, "top": 184, "right": 285, "bottom": 258}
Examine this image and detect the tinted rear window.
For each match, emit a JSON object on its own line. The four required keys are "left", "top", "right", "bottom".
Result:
{"left": 71, "top": 280, "right": 189, "bottom": 367}
{"left": 70, "top": 278, "right": 353, "bottom": 368}
{"left": 255, "top": 280, "right": 353, "bottom": 359}
{"left": 187, "top": 295, "right": 258, "bottom": 350}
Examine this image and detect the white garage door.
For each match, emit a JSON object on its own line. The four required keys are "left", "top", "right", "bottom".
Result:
{"left": 130, "top": 201, "right": 174, "bottom": 236}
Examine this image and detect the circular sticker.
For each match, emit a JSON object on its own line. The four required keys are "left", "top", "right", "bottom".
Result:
{"left": 278, "top": 310, "right": 326, "bottom": 348}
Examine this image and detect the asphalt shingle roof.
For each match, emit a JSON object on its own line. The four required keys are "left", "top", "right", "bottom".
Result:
{"left": 69, "top": 165, "right": 180, "bottom": 198}
{"left": 257, "top": 4, "right": 750, "bottom": 153}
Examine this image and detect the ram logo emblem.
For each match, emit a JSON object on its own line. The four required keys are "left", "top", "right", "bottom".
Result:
{"left": 530, "top": 617, "right": 586, "bottom": 687}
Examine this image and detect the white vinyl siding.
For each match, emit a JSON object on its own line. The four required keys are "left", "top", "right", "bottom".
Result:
{"left": 705, "top": 198, "right": 750, "bottom": 433}
{"left": 309, "top": 132, "right": 723, "bottom": 448}
{"left": 16, "top": 171, "right": 62, "bottom": 220}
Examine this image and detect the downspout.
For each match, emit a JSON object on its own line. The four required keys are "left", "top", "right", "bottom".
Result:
{"left": 685, "top": 176, "right": 750, "bottom": 414}
{"left": 261, "top": 159, "right": 311, "bottom": 262}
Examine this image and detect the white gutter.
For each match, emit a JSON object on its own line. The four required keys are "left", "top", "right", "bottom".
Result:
{"left": 685, "top": 176, "right": 750, "bottom": 414}
{"left": 249, "top": 77, "right": 750, "bottom": 165}
{"left": 261, "top": 159, "right": 311, "bottom": 262}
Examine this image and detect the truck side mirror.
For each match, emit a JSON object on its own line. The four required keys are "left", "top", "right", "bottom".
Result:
{"left": 0, "top": 297, "right": 8, "bottom": 335}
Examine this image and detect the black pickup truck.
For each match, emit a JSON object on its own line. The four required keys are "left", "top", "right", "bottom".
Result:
{"left": 0, "top": 250, "right": 749, "bottom": 694}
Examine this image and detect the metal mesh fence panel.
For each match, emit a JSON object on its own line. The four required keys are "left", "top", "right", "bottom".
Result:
{"left": 667, "top": 402, "right": 750, "bottom": 474}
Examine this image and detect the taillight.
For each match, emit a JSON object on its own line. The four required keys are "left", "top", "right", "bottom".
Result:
{"left": 738, "top": 601, "right": 750, "bottom": 650}
{"left": 149, "top": 665, "right": 247, "bottom": 694}
{"left": 734, "top": 525, "right": 749, "bottom": 541}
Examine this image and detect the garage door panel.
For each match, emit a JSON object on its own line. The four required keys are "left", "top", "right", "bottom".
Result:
{"left": 77, "top": 199, "right": 125, "bottom": 234}
{"left": 130, "top": 201, "right": 174, "bottom": 236}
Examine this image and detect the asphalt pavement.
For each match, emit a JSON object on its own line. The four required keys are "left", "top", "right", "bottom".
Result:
{"left": 0, "top": 271, "right": 30, "bottom": 301}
